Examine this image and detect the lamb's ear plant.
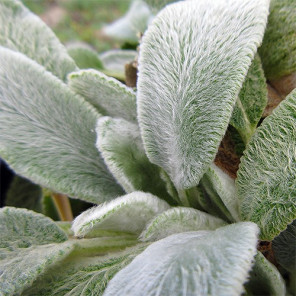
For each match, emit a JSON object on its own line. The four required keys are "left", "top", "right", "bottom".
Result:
{"left": 0, "top": 0, "right": 295, "bottom": 295}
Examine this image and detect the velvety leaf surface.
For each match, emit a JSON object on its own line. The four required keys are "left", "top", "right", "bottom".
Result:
{"left": 0, "top": 207, "right": 74, "bottom": 295}
{"left": 23, "top": 244, "right": 148, "bottom": 296}
{"left": 5, "top": 175, "right": 42, "bottom": 212}
{"left": 68, "top": 70, "right": 137, "bottom": 122}
{"left": 0, "top": 0, "right": 77, "bottom": 80}
{"left": 96, "top": 117, "right": 172, "bottom": 203}
{"left": 139, "top": 207, "right": 226, "bottom": 242}
{"left": 72, "top": 192, "right": 170, "bottom": 237}
{"left": 99, "top": 49, "right": 137, "bottom": 73}
{"left": 245, "top": 252, "right": 286, "bottom": 296}
{"left": 67, "top": 43, "right": 103, "bottom": 70}
{"left": 230, "top": 55, "right": 268, "bottom": 144}
{"left": 273, "top": 219, "right": 296, "bottom": 272}
{"left": 259, "top": 0, "right": 296, "bottom": 79}
{"left": 104, "top": 222, "right": 259, "bottom": 296}
{"left": 237, "top": 89, "right": 296, "bottom": 241}
{"left": 202, "top": 164, "right": 240, "bottom": 222}
{"left": 103, "top": 0, "right": 152, "bottom": 43}
{"left": 137, "top": 0, "right": 269, "bottom": 189}
{"left": 0, "top": 47, "right": 124, "bottom": 204}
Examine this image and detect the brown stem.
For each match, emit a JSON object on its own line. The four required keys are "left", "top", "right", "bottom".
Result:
{"left": 52, "top": 193, "right": 73, "bottom": 221}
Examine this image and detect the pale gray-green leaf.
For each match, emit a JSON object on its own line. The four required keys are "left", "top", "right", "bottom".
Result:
{"left": 96, "top": 117, "right": 173, "bottom": 203}
{"left": 245, "top": 252, "right": 286, "bottom": 296}
{"left": 72, "top": 192, "right": 170, "bottom": 238}
{"left": 236, "top": 89, "right": 296, "bottom": 241}
{"left": 5, "top": 175, "right": 42, "bottom": 212}
{"left": 144, "top": 0, "right": 178, "bottom": 11}
{"left": 68, "top": 69, "right": 137, "bottom": 122}
{"left": 140, "top": 207, "right": 226, "bottom": 242}
{"left": 0, "top": 47, "right": 124, "bottom": 204}
{"left": 259, "top": 0, "right": 296, "bottom": 80}
{"left": 0, "top": 0, "right": 77, "bottom": 80}
{"left": 273, "top": 219, "right": 296, "bottom": 272}
{"left": 104, "top": 222, "right": 259, "bottom": 296}
{"left": 0, "top": 207, "right": 74, "bottom": 295}
{"left": 138, "top": 0, "right": 269, "bottom": 189}
{"left": 202, "top": 164, "right": 240, "bottom": 222}
{"left": 99, "top": 49, "right": 137, "bottom": 73}
{"left": 67, "top": 42, "right": 103, "bottom": 70}
{"left": 230, "top": 54, "right": 268, "bottom": 144}
{"left": 23, "top": 244, "right": 148, "bottom": 296}
{"left": 103, "top": 0, "right": 153, "bottom": 43}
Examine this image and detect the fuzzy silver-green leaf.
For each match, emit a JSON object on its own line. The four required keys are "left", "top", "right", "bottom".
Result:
{"left": 104, "top": 222, "right": 259, "bottom": 296}
{"left": 237, "top": 89, "right": 296, "bottom": 241}
{"left": 137, "top": 0, "right": 269, "bottom": 189}
{"left": 0, "top": 0, "right": 77, "bottom": 80}
{"left": 0, "top": 47, "right": 124, "bottom": 204}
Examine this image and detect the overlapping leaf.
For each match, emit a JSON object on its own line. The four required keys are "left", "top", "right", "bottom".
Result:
{"left": 96, "top": 117, "right": 172, "bottom": 202}
{"left": 259, "top": 0, "right": 296, "bottom": 79}
{"left": 99, "top": 49, "right": 137, "bottom": 78}
{"left": 236, "top": 89, "right": 296, "bottom": 240}
{"left": 103, "top": 0, "right": 152, "bottom": 43}
{"left": 104, "top": 222, "right": 259, "bottom": 296}
{"left": 0, "top": 0, "right": 77, "bottom": 80}
{"left": 0, "top": 47, "right": 124, "bottom": 204}
{"left": 245, "top": 252, "right": 286, "bottom": 295}
{"left": 0, "top": 207, "right": 74, "bottom": 295}
{"left": 137, "top": 0, "right": 269, "bottom": 189}
{"left": 140, "top": 207, "right": 226, "bottom": 242}
{"left": 230, "top": 55, "right": 268, "bottom": 144}
{"left": 201, "top": 164, "right": 240, "bottom": 222}
{"left": 273, "top": 219, "right": 296, "bottom": 272}
{"left": 72, "top": 192, "right": 170, "bottom": 238}
{"left": 68, "top": 70, "right": 137, "bottom": 122}
{"left": 67, "top": 42, "right": 103, "bottom": 70}
{"left": 23, "top": 245, "right": 148, "bottom": 296}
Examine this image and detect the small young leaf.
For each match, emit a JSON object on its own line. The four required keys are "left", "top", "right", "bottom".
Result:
{"left": 72, "top": 192, "right": 170, "bottom": 237}
{"left": 96, "top": 117, "right": 173, "bottom": 203}
{"left": 230, "top": 55, "right": 268, "bottom": 144}
{"left": 0, "top": 207, "right": 74, "bottom": 295}
{"left": 0, "top": 47, "right": 124, "bottom": 204}
{"left": 259, "top": 0, "right": 296, "bottom": 80}
{"left": 67, "top": 42, "right": 104, "bottom": 70}
{"left": 245, "top": 252, "right": 286, "bottom": 296}
{"left": 103, "top": 0, "right": 152, "bottom": 43}
{"left": 0, "top": 0, "right": 77, "bottom": 80}
{"left": 202, "top": 164, "right": 240, "bottom": 222}
{"left": 104, "top": 222, "right": 259, "bottom": 296}
{"left": 273, "top": 219, "right": 296, "bottom": 272}
{"left": 100, "top": 49, "right": 137, "bottom": 74}
{"left": 68, "top": 69, "right": 137, "bottom": 122}
{"left": 137, "top": 0, "right": 269, "bottom": 189}
{"left": 140, "top": 207, "right": 226, "bottom": 242}
{"left": 5, "top": 175, "right": 42, "bottom": 213}
{"left": 24, "top": 244, "right": 148, "bottom": 296}
{"left": 236, "top": 89, "right": 296, "bottom": 241}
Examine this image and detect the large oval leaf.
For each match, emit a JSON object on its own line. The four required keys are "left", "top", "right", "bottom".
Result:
{"left": 0, "top": 0, "right": 77, "bottom": 80}
{"left": 236, "top": 89, "right": 296, "bottom": 241}
{"left": 104, "top": 222, "right": 259, "bottom": 296}
{"left": 137, "top": 0, "right": 269, "bottom": 189}
{"left": 259, "top": 0, "right": 296, "bottom": 80}
{"left": 72, "top": 192, "right": 170, "bottom": 237}
{"left": 0, "top": 47, "right": 124, "bottom": 204}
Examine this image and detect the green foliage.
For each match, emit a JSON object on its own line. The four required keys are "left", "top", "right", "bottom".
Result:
{"left": 0, "top": 0, "right": 295, "bottom": 294}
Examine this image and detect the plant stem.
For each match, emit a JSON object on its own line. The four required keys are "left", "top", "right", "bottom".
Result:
{"left": 52, "top": 193, "right": 73, "bottom": 221}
